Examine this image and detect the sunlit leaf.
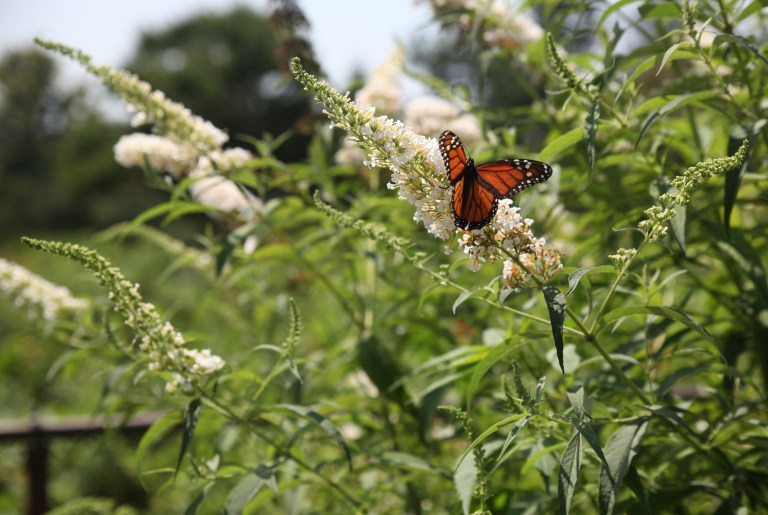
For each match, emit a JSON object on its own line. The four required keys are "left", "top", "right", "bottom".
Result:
{"left": 558, "top": 431, "right": 583, "bottom": 515}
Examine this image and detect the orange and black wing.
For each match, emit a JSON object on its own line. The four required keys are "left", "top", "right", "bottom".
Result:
{"left": 475, "top": 159, "right": 553, "bottom": 199}
{"left": 439, "top": 130, "right": 498, "bottom": 230}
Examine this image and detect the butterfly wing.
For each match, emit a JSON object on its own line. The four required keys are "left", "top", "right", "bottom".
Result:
{"left": 440, "top": 130, "right": 498, "bottom": 230}
{"left": 439, "top": 130, "right": 467, "bottom": 182}
{"left": 475, "top": 159, "right": 553, "bottom": 199}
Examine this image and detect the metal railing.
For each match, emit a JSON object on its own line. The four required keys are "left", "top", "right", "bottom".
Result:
{"left": 0, "top": 411, "right": 166, "bottom": 515}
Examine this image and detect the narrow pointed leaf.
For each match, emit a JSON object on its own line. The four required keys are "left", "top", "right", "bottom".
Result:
{"left": 177, "top": 398, "right": 202, "bottom": 475}
{"left": 558, "top": 432, "right": 583, "bottom": 515}
{"left": 585, "top": 102, "right": 600, "bottom": 173}
{"left": 224, "top": 465, "right": 278, "bottom": 515}
{"left": 136, "top": 411, "right": 182, "bottom": 487}
{"left": 185, "top": 483, "right": 215, "bottom": 515}
{"left": 713, "top": 34, "right": 768, "bottom": 65}
{"left": 566, "top": 266, "right": 616, "bottom": 297}
{"left": 497, "top": 415, "right": 531, "bottom": 461}
{"left": 456, "top": 414, "right": 527, "bottom": 471}
{"left": 556, "top": 414, "right": 610, "bottom": 471}
{"left": 465, "top": 340, "right": 517, "bottom": 409}
{"left": 538, "top": 128, "right": 583, "bottom": 163}
{"left": 600, "top": 305, "right": 714, "bottom": 343}
{"left": 453, "top": 289, "right": 483, "bottom": 314}
{"left": 566, "top": 385, "right": 586, "bottom": 419}
{"left": 598, "top": 420, "right": 648, "bottom": 515}
{"left": 543, "top": 287, "right": 566, "bottom": 373}
{"left": 535, "top": 376, "right": 547, "bottom": 406}
{"left": 277, "top": 404, "right": 353, "bottom": 469}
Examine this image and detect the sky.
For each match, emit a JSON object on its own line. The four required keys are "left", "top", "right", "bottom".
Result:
{"left": 0, "top": 0, "right": 435, "bottom": 90}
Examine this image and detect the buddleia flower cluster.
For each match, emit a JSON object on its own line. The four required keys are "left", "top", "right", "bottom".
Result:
{"left": 611, "top": 141, "right": 749, "bottom": 269}
{"left": 22, "top": 238, "right": 225, "bottom": 395}
{"left": 639, "top": 141, "right": 749, "bottom": 242}
{"left": 458, "top": 201, "right": 562, "bottom": 288}
{"left": 0, "top": 258, "right": 88, "bottom": 321}
{"left": 291, "top": 58, "right": 561, "bottom": 285}
{"left": 36, "top": 40, "right": 262, "bottom": 225}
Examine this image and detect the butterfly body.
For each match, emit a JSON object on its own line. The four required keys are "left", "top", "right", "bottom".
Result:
{"left": 439, "top": 130, "right": 553, "bottom": 230}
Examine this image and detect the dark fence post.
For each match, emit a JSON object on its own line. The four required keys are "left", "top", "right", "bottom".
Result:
{"left": 26, "top": 418, "right": 48, "bottom": 515}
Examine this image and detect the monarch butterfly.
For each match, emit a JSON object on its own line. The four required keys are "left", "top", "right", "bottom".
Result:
{"left": 439, "top": 130, "right": 553, "bottom": 230}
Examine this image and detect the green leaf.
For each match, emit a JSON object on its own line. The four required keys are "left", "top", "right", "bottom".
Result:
{"left": 224, "top": 465, "right": 278, "bottom": 515}
{"left": 538, "top": 128, "right": 584, "bottom": 163}
{"left": 185, "top": 483, "right": 215, "bottom": 515}
{"left": 567, "top": 266, "right": 616, "bottom": 297}
{"left": 600, "top": 305, "right": 714, "bottom": 343}
{"left": 626, "top": 51, "right": 698, "bottom": 90}
{"left": 623, "top": 465, "right": 650, "bottom": 511}
{"left": 597, "top": 0, "right": 641, "bottom": 31}
{"left": 497, "top": 415, "right": 531, "bottom": 462}
{"left": 648, "top": 406, "right": 697, "bottom": 435}
{"left": 585, "top": 102, "right": 600, "bottom": 173}
{"left": 558, "top": 432, "right": 583, "bottom": 515}
{"left": 638, "top": 2, "right": 681, "bottom": 18}
{"left": 381, "top": 451, "right": 447, "bottom": 476}
{"left": 656, "top": 365, "right": 710, "bottom": 398}
{"left": 737, "top": 0, "right": 765, "bottom": 22}
{"left": 556, "top": 414, "right": 610, "bottom": 472}
{"left": 566, "top": 385, "right": 586, "bottom": 419}
{"left": 535, "top": 376, "right": 547, "bottom": 406}
{"left": 635, "top": 92, "right": 719, "bottom": 145}
{"left": 713, "top": 34, "right": 768, "bottom": 66}
{"left": 357, "top": 337, "right": 405, "bottom": 404}
{"left": 598, "top": 420, "right": 649, "bottom": 515}
{"left": 456, "top": 414, "right": 527, "bottom": 471}
{"left": 135, "top": 411, "right": 182, "bottom": 488}
{"left": 453, "top": 289, "right": 485, "bottom": 314}
{"left": 543, "top": 287, "right": 566, "bottom": 373}
{"left": 454, "top": 448, "right": 477, "bottom": 515}
{"left": 656, "top": 42, "right": 693, "bottom": 76}
{"left": 465, "top": 340, "right": 518, "bottom": 409}
{"left": 277, "top": 404, "right": 353, "bottom": 470}
{"left": 177, "top": 398, "right": 202, "bottom": 475}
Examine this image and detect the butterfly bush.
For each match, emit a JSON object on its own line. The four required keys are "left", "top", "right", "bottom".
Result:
{"left": 21, "top": 238, "right": 225, "bottom": 395}
{"left": 37, "top": 40, "right": 262, "bottom": 224}
{"left": 291, "top": 58, "right": 561, "bottom": 286}
{"left": 0, "top": 258, "right": 88, "bottom": 321}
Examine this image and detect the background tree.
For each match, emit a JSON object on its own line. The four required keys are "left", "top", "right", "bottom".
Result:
{"left": 0, "top": 48, "right": 162, "bottom": 235}
{"left": 125, "top": 6, "right": 311, "bottom": 161}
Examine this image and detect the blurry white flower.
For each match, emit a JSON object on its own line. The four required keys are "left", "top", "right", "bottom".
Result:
{"left": 355, "top": 47, "right": 404, "bottom": 116}
{"left": 0, "top": 258, "right": 88, "bottom": 321}
{"left": 404, "top": 95, "right": 482, "bottom": 144}
{"left": 334, "top": 140, "right": 368, "bottom": 166}
{"left": 189, "top": 171, "right": 264, "bottom": 220}
{"left": 114, "top": 134, "right": 197, "bottom": 179}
